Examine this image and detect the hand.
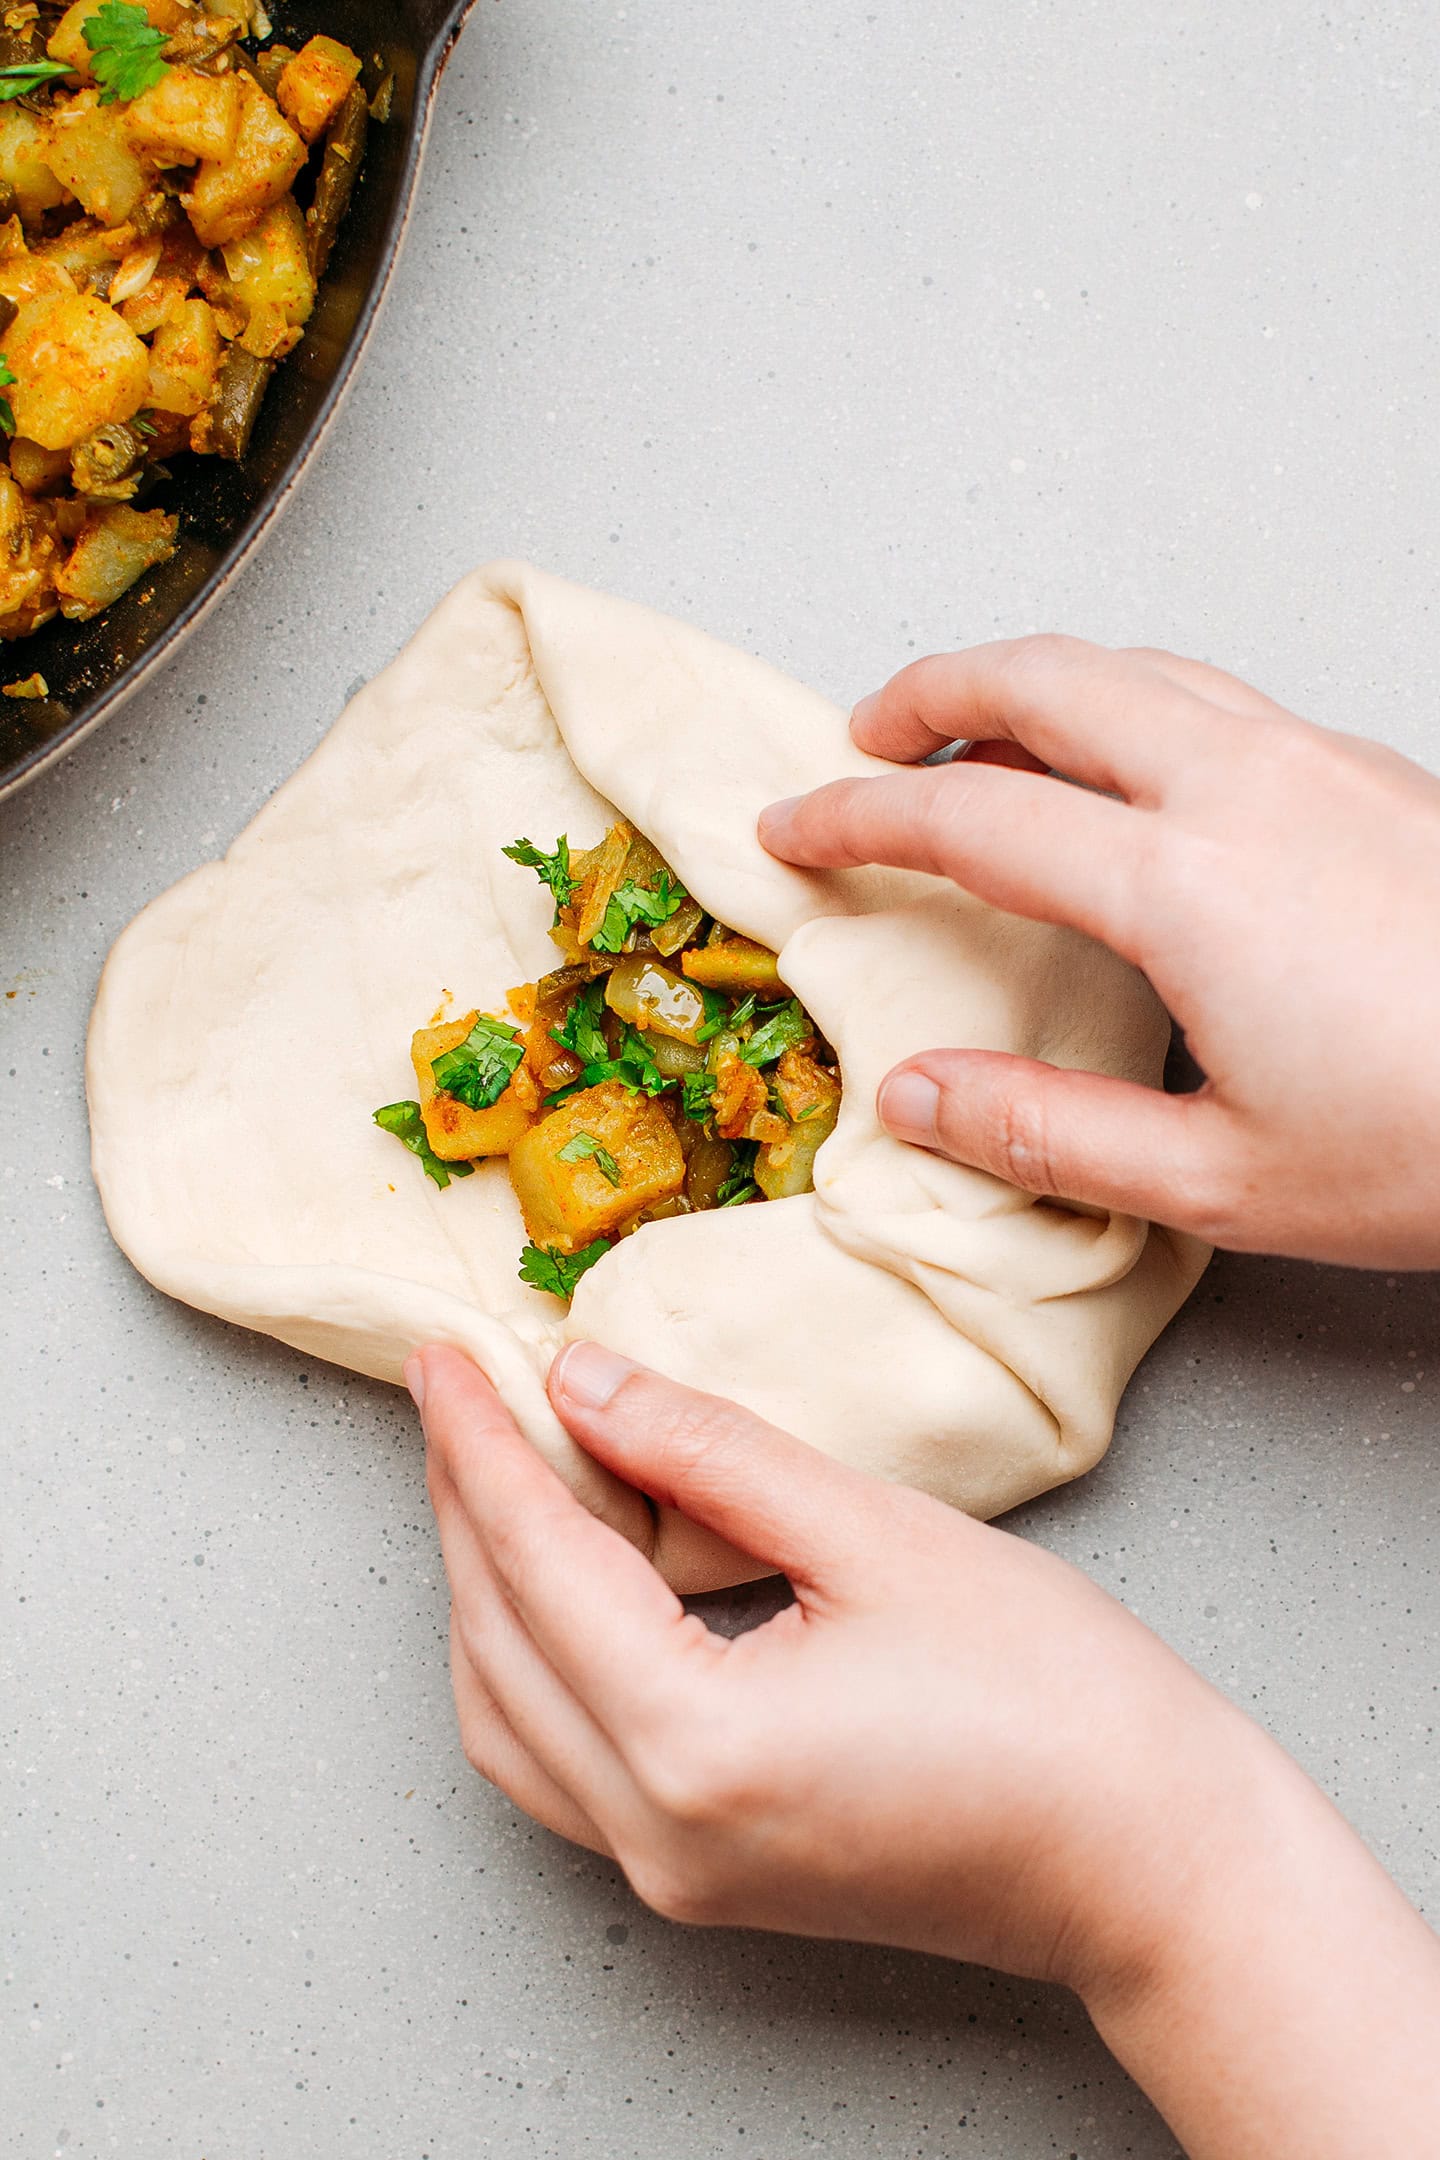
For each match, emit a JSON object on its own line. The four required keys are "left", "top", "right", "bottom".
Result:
{"left": 414, "top": 1340, "right": 1440, "bottom": 2160}
{"left": 757, "top": 636, "right": 1440, "bottom": 1269}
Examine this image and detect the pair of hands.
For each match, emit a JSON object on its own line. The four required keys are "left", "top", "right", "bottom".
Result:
{"left": 413, "top": 639, "right": 1440, "bottom": 2157}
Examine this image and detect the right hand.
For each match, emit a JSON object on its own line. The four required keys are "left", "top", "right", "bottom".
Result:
{"left": 758, "top": 636, "right": 1440, "bottom": 1268}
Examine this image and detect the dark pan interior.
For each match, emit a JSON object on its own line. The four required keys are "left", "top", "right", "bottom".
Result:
{"left": 0, "top": 0, "right": 469, "bottom": 800}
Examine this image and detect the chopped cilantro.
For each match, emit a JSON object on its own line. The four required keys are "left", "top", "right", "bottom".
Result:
{"left": 694, "top": 986, "right": 732, "bottom": 1043}
{"left": 740, "top": 998, "right": 810, "bottom": 1068}
{"left": 716, "top": 1142, "right": 760, "bottom": 1207}
{"left": 681, "top": 1070, "right": 716, "bottom": 1122}
{"left": 518, "top": 1238, "right": 610, "bottom": 1299}
{"left": 373, "top": 1100, "right": 475, "bottom": 1191}
{"left": 83, "top": 1, "right": 170, "bottom": 104}
{"left": 0, "top": 58, "right": 72, "bottom": 102}
{"left": 0, "top": 355, "right": 14, "bottom": 437}
{"left": 557, "top": 1131, "right": 622, "bottom": 1186}
{"left": 504, "top": 835, "right": 577, "bottom": 920}
{"left": 551, "top": 979, "right": 609, "bottom": 1066}
{"left": 430, "top": 1013, "right": 525, "bottom": 1110}
{"left": 590, "top": 872, "right": 686, "bottom": 955}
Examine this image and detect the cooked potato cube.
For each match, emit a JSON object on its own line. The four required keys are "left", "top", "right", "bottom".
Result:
{"left": 44, "top": 93, "right": 155, "bottom": 227}
{"left": 220, "top": 195, "right": 314, "bottom": 327}
{"left": 755, "top": 1051, "right": 842, "bottom": 1199}
{"left": 509, "top": 1082, "right": 685, "bottom": 1252}
{"left": 48, "top": 0, "right": 191, "bottom": 68}
{"left": 0, "top": 474, "right": 61, "bottom": 639}
{"left": 54, "top": 503, "right": 177, "bottom": 619}
{"left": 125, "top": 67, "right": 241, "bottom": 166}
{"left": 681, "top": 936, "right": 786, "bottom": 997}
{"left": 146, "top": 295, "right": 221, "bottom": 416}
{"left": 0, "top": 252, "right": 78, "bottom": 308}
{"left": 277, "top": 35, "right": 363, "bottom": 143}
{"left": 33, "top": 216, "right": 118, "bottom": 297}
{"left": 7, "top": 436, "right": 71, "bottom": 494}
{"left": 184, "top": 76, "right": 306, "bottom": 248}
{"left": 5, "top": 294, "right": 150, "bottom": 450}
{"left": 413, "top": 1013, "right": 540, "bottom": 1162}
{"left": 0, "top": 107, "right": 67, "bottom": 228}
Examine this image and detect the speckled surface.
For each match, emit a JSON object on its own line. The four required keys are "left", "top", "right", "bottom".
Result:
{"left": 4, "top": 2, "right": 1439, "bottom": 2153}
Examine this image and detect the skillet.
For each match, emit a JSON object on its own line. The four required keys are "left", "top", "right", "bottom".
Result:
{"left": 0, "top": 0, "right": 476, "bottom": 804}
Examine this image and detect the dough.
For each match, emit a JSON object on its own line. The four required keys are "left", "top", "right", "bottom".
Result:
{"left": 88, "top": 563, "right": 1209, "bottom": 1590}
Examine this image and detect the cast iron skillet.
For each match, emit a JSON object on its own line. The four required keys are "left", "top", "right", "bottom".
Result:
{"left": 0, "top": 0, "right": 475, "bottom": 805}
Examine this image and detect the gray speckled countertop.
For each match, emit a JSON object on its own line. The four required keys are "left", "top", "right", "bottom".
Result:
{"left": 4, "top": 3, "right": 1438, "bottom": 2154}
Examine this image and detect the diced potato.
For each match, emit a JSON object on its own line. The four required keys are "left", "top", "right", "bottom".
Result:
{"left": 0, "top": 473, "right": 61, "bottom": 640}
{"left": 125, "top": 67, "right": 241, "bottom": 166}
{"left": 220, "top": 194, "right": 314, "bottom": 326}
{"left": 754, "top": 1050, "right": 842, "bottom": 1199}
{"left": 34, "top": 216, "right": 117, "bottom": 296}
{"left": 183, "top": 75, "right": 305, "bottom": 249}
{"left": 508, "top": 1082, "right": 685, "bottom": 1252}
{"left": 0, "top": 251, "right": 78, "bottom": 307}
{"left": 0, "top": 107, "right": 67, "bottom": 228}
{"left": 119, "top": 222, "right": 203, "bottom": 334}
{"left": 145, "top": 295, "right": 220, "bottom": 416}
{"left": 48, "top": 0, "right": 192, "bottom": 67}
{"left": 44, "top": 92, "right": 155, "bottom": 227}
{"left": 7, "top": 436, "right": 71, "bottom": 494}
{"left": 681, "top": 936, "right": 786, "bottom": 997}
{"left": 603, "top": 952, "right": 707, "bottom": 1044}
{"left": 277, "top": 35, "right": 362, "bottom": 144}
{"left": 5, "top": 293, "right": 150, "bottom": 450}
{"left": 53, "top": 502, "right": 176, "bottom": 619}
{"left": 413, "top": 1012, "right": 540, "bottom": 1162}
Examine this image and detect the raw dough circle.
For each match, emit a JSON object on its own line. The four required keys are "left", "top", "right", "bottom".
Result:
{"left": 87, "top": 564, "right": 1208, "bottom": 1590}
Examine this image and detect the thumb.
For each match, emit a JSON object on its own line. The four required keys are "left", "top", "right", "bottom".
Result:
{"left": 878, "top": 1049, "right": 1230, "bottom": 1237}
{"left": 548, "top": 1345, "right": 883, "bottom": 1589}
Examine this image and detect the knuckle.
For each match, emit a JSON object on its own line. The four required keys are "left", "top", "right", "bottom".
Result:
{"left": 626, "top": 1851, "right": 732, "bottom": 1929}
{"left": 631, "top": 1722, "right": 758, "bottom": 1833}
{"left": 643, "top": 1392, "right": 754, "bottom": 1516}
{"left": 997, "top": 630, "right": 1094, "bottom": 689}
{"left": 971, "top": 1078, "right": 1060, "bottom": 1196}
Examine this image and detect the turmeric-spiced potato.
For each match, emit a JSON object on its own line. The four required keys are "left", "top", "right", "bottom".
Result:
{"left": 412, "top": 1013, "right": 540, "bottom": 1162}
{"left": 508, "top": 1081, "right": 686, "bottom": 1253}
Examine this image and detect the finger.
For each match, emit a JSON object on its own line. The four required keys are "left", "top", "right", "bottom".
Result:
{"left": 878, "top": 1047, "right": 1234, "bottom": 1230}
{"left": 430, "top": 1449, "right": 636, "bottom": 1824}
{"left": 548, "top": 1345, "right": 882, "bottom": 1594}
{"left": 416, "top": 1346, "right": 707, "bottom": 1733}
{"left": 448, "top": 1609, "right": 612, "bottom": 1853}
{"left": 760, "top": 762, "right": 1151, "bottom": 963}
{"left": 847, "top": 636, "right": 1236, "bottom": 796}
{"left": 959, "top": 739, "right": 1050, "bottom": 774}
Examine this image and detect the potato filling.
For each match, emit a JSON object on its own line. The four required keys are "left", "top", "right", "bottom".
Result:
{"left": 374, "top": 823, "right": 844, "bottom": 1300}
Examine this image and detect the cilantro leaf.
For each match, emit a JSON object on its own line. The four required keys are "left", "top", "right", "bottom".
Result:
{"left": 681, "top": 1070, "right": 716, "bottom": 1122}
{"left": 0, "top": 58, "right": 73, "bottom": 102}
{"left": 518, "top": 1238, "right": 610, "bottom": 1299}
{"left": 0, "top": 354, "right": 15, "bottom": 438}
{"left": 590, "top": 873, "right": 686, "bottom": 955}
{"left": 504, "top": 835, "right": 577, "bottom": 921}
{"left": 716, "top": 1141, "right": 760, "bottom": 1207}
{"left": 693, "top": 986, "right": 732, "bottom": 1043}
{"left": 551, "top": 979, "right": 609, "bottom": 1066}
{"left": 739, "top": 998, "right": 810, "bottom": 1068}
{"left": 82, "top": 1, "right": 170, "bottom": 104}
{"left": 557, "top": 1131, "right": 622, "bottom": 1186}
{"left": 430, "top": 1013, "right": 525, "bottom": 1110}
{"left": 374, "top": 1100, "right": 475, "bottom": 1191}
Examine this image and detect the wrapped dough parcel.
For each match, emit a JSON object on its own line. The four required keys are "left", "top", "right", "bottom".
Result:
{"left": 88, "top": 563, "right": 1210, "bottom": 1591}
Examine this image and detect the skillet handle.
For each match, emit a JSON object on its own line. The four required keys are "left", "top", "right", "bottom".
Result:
{"left": 415, "top": 0, "right": 477, "bottom": 62}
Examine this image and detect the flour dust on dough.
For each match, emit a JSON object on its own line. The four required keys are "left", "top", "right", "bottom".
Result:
{"left": 88, "top": 563, "right": 1209, "bottom": 1591}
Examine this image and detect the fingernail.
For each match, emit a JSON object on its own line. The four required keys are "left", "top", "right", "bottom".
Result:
{"left": 553, "top": 1340, "right": 635, "bottom": 1411}
{"left": 403, "top": 1352, "right": 427, "bottom": 1414}
{"left": 757, "top": 795, "right": 802, "bottom": 840}
{"left": 878, "top": 1070, "right": 940, "bottom": 1146}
